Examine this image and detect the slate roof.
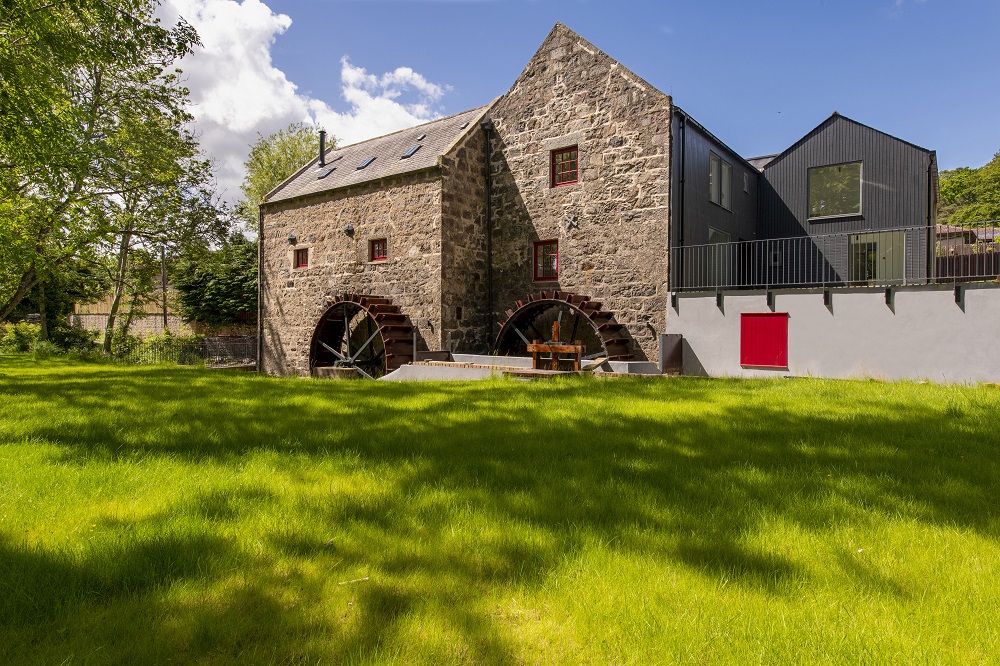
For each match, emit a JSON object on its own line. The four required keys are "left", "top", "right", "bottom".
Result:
{"left": 264, "top": 105, "right": 490, "bottom": 204}
{"left": 746, "top": 154, "right": 778, "bottom": 171}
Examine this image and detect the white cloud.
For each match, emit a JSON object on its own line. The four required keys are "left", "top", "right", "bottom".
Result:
{"left": 160, "top": 0, "right": 448, "bottom": 204}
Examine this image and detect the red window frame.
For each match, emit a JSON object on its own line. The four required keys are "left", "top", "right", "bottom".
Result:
{"left": 551, "top": 146, "right": 578, "bottom": 187}
{"left": 533, "top": 240, "right": 558, "bottom": 281}
{"left": 369, "top": 238, "right": 387, "bottom": 262}
{"left": 740, "top": 312, "right": 789, "bottom": 369}
{"left": 294, "top": 248, "right": 308, "bottom": 269}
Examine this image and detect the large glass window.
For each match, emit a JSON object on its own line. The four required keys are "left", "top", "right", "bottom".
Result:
{"left": 809, "top": 162, "right": 862, "bottom": 218}
{"left": 709, "top": 152, "right": 732, "bottom": 211}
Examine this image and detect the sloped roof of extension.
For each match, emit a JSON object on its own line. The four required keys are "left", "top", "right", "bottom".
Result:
{"left": 264, "top": 105, "right": 492, "bottom": 204}
{"left": 761, "top": 112, "right": 934, "bottom": 172}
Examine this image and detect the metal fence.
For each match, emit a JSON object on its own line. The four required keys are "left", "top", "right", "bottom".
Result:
{"left": 113, "top": 336, "right": 257, "bottom": 367}
{"left": 670, "top": 224, "right": 1000, "bottom": 292}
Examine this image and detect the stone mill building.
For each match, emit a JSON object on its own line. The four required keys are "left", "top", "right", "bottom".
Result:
{"left": 259, "top": 23, "right": 684, "bottom": 376}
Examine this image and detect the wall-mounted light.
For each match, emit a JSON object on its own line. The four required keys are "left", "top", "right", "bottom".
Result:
{"left": 287, "top": 233, "right": 296, "bottom": 245}
{"left": 343, "top": 223, "right": 354, "bottom": 236}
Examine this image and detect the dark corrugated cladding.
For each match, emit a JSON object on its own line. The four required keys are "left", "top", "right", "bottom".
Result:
{"left": 758, "top": 113, "right": 937, "bottom": 282}
{"left": 671, "top": 109, "right": 759, "bottom": 245}
{"left": 760, "top": 113, "right": 936, "bottom": 237}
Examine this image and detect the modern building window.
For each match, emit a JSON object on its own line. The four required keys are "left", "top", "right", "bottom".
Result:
{"left": 551, "top": 146, "right": 578, "bottom": 187}
{"left": 709, "top": 152, "right": 732, "bottom": 210}
{"left": 849, "top": 231, "right": 905, "bottom": 284}
{"left": 369, "top": 238, "right": 388, "bottom": 262}
{"left": 809, "top": 161, "right": 862, "bottom": 218}
{"left": 534, "top": 240, "right": 558, "bottom": 281}
{"left": 740, "top": 312, "right": 789, "bottom": 369}
{"left": 294, "top": 248, "right": 309, "bottom": 269}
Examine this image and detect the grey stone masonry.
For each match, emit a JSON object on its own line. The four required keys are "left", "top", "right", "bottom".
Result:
{"left": 487, "top": 23, "right": 672, "bottom": 361}
{"left": 440, "top": 117, "right": 490, "bottom": 354}
{"left": 261, "top": 171, "right": 445, "bottom": 376}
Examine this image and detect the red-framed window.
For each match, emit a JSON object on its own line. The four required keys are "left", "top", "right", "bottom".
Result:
{"left": 740, "top": 312, "right": 789, "bottom": 368}
{"left": 369, "top": 238, "right": 387, "bottom": 262}
{"left": 551, "top": 146, "right": 578, "bottom": 187}
{"left": 294, "top": 248, "right": 309, "bottom": 269}
{"left": 534, "top": 240, "right": 558, "bottom": 281}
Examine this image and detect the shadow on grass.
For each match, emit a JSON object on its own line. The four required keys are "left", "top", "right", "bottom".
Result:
{"left": 2, "top": 359, "right": 1000, "bottom": 661}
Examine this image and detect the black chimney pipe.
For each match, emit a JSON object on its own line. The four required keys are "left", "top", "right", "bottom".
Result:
{"left": 319, "top": 130, "right": 327, "bottom": 167}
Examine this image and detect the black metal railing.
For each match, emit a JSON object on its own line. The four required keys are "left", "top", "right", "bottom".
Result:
{"left": 113, "top": 336, "right": 256, "bottom": 367}
{"left": 670, "top": 224, "right": 1000, "bottom": 292}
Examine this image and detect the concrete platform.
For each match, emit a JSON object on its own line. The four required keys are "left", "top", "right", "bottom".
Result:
{"left": 379, "top": 364, "right": 500, "bottom": 382}
{"left": 379, "top": 354, "right": 664, "bottom": 382}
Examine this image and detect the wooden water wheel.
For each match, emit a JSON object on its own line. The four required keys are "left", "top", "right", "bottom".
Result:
{"left": 494, "top": 290, "right": 633, "bottom": 361}
{"left": 309, "top": 294, "right": 414, "bottom": 378}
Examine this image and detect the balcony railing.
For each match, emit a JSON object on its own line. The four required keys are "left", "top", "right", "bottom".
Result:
{"left": 670, "top": 224, "right": 1000, "bottom": 292}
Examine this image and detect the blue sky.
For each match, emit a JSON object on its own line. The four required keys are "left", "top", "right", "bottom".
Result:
{"left": 265, "top": 0, "right": 997, "bottom": 167}
{"left": 165, "top": 0, "right": 998, "bottom": 200}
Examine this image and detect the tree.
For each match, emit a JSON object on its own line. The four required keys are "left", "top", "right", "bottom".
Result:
{"left": 939, "top": 151, "right": 1000, "bottom": 225}
{"left": 234, "top": 123, "right": 325, "bottom": 232}
{"left": 98, "top": 147, "right": 224, "bottom": 351}
{"left": 171, "top": 234, "right": 258, "bottom": 327}
{"left": 0, "top": 0, "right": 202, "bottom": 320}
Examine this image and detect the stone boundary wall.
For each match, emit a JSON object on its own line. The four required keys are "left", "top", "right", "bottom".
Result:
{"left": 69, "top": 313, "right": 189, "bottom": 337}
{"left": 668, "top": 284, "right": 1000, "bottom": 383}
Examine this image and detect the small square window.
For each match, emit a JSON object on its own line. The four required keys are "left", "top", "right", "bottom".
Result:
{"left": 534, "top": 240, "right": 558, "bottom": 281}
{"left": 369, "top": 239, "right": 387, "bottom": 262}
{"left": 294, "top": 248, "right": 308, "bottom": 269}
{"left": 551, "top": 146, "right": 578, "bottom": 187}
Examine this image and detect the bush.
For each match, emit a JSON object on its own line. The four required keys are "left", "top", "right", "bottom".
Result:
{"left": 50, "top": 323, "right": 98, "bottom": 352}
{"left": 0, "top": 322, "right": 41, "bottom": 353}
{"left": 31, "top": 340, "right": 62, "bottom": 359}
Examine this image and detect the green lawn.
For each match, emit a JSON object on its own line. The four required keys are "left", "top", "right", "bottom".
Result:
{"left": 1, "top": 357, "right": 999, "bottom": 664}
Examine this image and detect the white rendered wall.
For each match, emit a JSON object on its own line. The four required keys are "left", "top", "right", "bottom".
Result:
{"left": 667, "top": 284, "right": 1000, "bottom": 383}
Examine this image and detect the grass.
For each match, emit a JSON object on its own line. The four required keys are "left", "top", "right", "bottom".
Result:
{"left": 1, "top": 356, "right": 999, "bottom": 664}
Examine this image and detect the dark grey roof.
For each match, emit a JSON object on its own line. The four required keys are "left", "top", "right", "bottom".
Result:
{"left": 264, "top": 105, "right": 490, "bottom": 204}
{"left": 746, "top": 154, "right": 779, "bottom": 171}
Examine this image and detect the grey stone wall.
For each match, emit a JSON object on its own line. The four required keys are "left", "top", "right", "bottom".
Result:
{"left": 440, "top": 121, "right": 490, "bottom": 353}
{"left": 69, "top": 313, "right": 189, "bottom": 337}
{"left": 261, "top": 171, "right": 444, "bottom": 376}
{"left": 487, "top": 23, "right": 672, "bottom": 361}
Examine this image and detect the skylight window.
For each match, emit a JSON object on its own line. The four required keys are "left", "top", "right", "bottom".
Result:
{"left": 317, "top": 167, "right": 335, "bottom": 179}
{"left": 401, "top": 145, "right": 422, "bottom": 159}
{"left": 416, "top": 133, "right": 427, "bottom": 141}
{"left": 357, "top": 157, "right": 376, "bottom": 170}
{"left": 459, "top": 122, "right": 470, "bottom": 130}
